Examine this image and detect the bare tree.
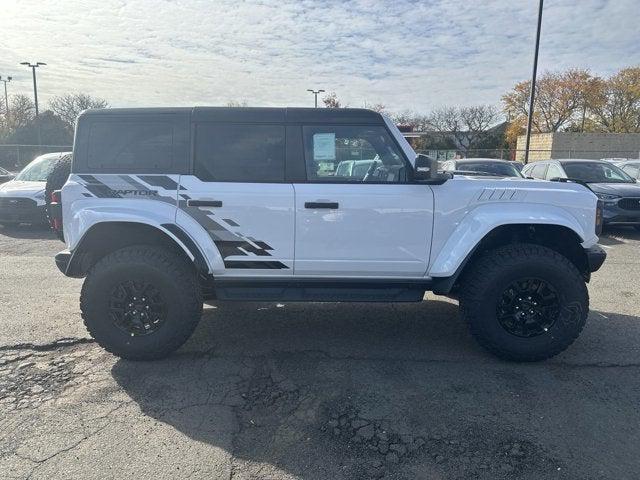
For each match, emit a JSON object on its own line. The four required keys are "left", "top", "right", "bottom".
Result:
{"left": 391, "top": 110, "right": 432, "bottom": 132}
{"left": 8, "top": 94, "right": 35, "bottom": 130}
{"left": 322, "top": 92, "right": 344, "bottom": 108}
{"left": 49, "top": 93, "right": 108, "bottom": 132}
{"left": 363, "top": 102, "right": 387, "bottom": 114}
{"left": 429, "top": 105, "right": 500, "bottom": 152}
{"left": 226, "top": 100, "right": 249, "bottom": 107}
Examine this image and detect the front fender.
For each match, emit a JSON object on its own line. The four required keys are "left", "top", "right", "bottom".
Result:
{"left": 428, "top": 203, "right": 597, "bottom": 277}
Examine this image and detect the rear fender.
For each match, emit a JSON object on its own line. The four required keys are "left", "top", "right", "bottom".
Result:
{"left": 65, "top": 204, "right": 224, "bottom": 273}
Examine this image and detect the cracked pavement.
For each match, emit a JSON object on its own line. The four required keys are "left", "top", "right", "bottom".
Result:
{"left": 1, "top": 225, "right": 639, "bottom": 479}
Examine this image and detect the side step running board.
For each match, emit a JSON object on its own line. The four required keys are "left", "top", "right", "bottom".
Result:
{"left": 208, "top": 278, "right": 432, "bottom": 302}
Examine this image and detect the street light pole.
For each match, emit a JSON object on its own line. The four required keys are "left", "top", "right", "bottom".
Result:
{"left": 523, "top": 0, "right": 544, "bottom": 165}
{"left": 307, "top": 89, "right": 325, "bottom": 108}
{"left": 0, "top": 75, "right": 11, "bottom": 117}
{"left": 20, "top": 62, "right": 46, "bottom": 116}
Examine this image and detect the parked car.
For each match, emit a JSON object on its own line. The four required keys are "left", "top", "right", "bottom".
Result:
{"left": 440, "top": 158, "right": 524, "bottom": 177}
{"left": 50, "top": 107, "right": 607, "bottom": 363}
{"left": 0, "top": 166, "right": 15, "bottom": 184}
{"left": 601, "top": 157, "right": 631, "bottom": 165}
{"left": 615, "top": 160, "right": 640, "bottom": 181}
{"left": 509, "top": 161, "right": 524, "bottom": 173}
{"left": 334, "top": 159, "right": 379, "bottom": 180}
{"left": 0, "top": 152, "right": 71, "bottom": 226}
{"left": 522, "top": 159, "right": 640, "bottom": 230}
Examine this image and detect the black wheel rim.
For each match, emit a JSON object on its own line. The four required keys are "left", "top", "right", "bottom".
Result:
{"left": 496, "top": 277, "right": 560, "bottom": 338}
{"left": 108, "top": 280, "right": 167, "bottom": 336}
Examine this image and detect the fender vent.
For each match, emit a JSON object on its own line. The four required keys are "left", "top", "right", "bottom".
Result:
{"left": 477, "top": 188, "right": 524, "bottom": 202}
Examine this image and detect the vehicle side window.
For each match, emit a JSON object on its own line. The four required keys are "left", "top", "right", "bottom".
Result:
{"left": 530, "top": 163, "right": 548, "bottom": 179}
{"left": 302, "top": 125, "right": 406, "bottom": 183}
{"left": 194, "top": 123, "right": 285, "bottom": 182}
{"left": 87, "top": 121, "right": 174, "bottom": 170}
{"left": 546, "top": 164, "right": 565, "bottom": 180}
{"left": 622, "top": 164, "right": 640, "bottom": 179}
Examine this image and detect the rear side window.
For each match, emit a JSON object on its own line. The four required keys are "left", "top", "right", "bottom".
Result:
{"left": 195, "top": 124, "right": 285, "bottom": 182}
{"left": 546, "top": 163, "right": 565, "bottom": 180}
{"left": 87, "top": 122, "right": 173, "bottom": 170}
{"left": 622, "top": 164, "right": 640, "bottom": 178}
{"left": 530, "top": 163, "right": 548, "bottom": 179}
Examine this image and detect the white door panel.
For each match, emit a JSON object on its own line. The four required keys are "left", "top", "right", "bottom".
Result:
{"left": 177, "top": 176, "right": 294, "bottom": 276}
{"left": 294, "top": 184, "right": 434, "bottom": 277}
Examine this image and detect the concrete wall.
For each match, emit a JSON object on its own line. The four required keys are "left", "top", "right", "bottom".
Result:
{"left": 515, "top": 133, "right": 553, "bottom": 162}
{"left": 516, "top": 132, "right": 640, "bottom": 162}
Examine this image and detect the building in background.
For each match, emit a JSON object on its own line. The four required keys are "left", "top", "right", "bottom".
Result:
{"left": 516, "top": 132, "right": 640, "bottom": 162}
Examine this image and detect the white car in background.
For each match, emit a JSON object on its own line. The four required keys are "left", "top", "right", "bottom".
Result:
{"left": 0, "top": 152, "right": 71, "bottom": 226}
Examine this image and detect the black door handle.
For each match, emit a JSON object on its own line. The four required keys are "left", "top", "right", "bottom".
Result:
{"left": 305, "top": 202, "right": 339, "bottom": 209}
{"left": 187, "top": 199, "right": 222, "bottom": 207}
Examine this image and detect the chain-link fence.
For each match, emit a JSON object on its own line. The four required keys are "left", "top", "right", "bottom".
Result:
{"left": 0, "top": 144, "right": 73, "bottom": 172}
{"left": 416, "top": 148, "right": 640, "bottom": 163}
{"left": 2, "top": 143, "right": 638, "bottom": 173}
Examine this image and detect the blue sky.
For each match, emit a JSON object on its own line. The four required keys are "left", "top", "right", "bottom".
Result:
{"left": 0, "top": 0, "right": 638, "bottom": 113}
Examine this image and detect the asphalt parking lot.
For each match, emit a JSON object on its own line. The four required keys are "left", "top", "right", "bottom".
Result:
{"left": 1, "top": 226, "right": 639, "bottom": 480}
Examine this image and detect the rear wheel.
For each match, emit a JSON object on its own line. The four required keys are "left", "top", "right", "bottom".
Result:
{"left": 80, "top": 246, "right": 203, "bottom": 360}
{"left": 459, "top": 243, "right": 588, "bottom": 362}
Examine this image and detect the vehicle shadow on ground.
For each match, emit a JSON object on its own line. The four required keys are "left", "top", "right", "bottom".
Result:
{"left": 0, "top": 224, "right": 55, "bottom": 240}
{"left": 600, "top": 226, "right": 640, "bottom": 245}
{"left": 110, "top": 301, "right": 640, "bottom": 479}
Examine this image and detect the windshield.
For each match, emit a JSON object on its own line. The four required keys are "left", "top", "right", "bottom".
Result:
{"left": 15, "top": 156, "right": 56, "bottom": 182}
{"left": 458, "top": 162, "right": 522, "bottom": 177}
{"left": 562, "top": 162, "right": 635, "bottom": 183}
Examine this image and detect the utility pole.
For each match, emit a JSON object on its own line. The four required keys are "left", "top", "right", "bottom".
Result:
{"left": 307, "top": 89, "right": 325, "bottom": 108}
{"left": 20, "top": 62, "right": 46, "bottom": 116}
{"left": 523, "top": 0, "right": 544, "bottom": 164}
{"left": 0, "top": 75, "right": 11, "bottom": 117}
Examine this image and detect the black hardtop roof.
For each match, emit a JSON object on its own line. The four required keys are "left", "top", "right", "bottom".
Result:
{"left": 79, "top": 107, "right": 385, "bottom": 125}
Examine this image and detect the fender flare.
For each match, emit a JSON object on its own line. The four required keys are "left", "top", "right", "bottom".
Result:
{"left": 64, "top": 205, "right": 224, "bottom": 276}
{"left": 428, "top": 203, "right": 590, "bottom": 278}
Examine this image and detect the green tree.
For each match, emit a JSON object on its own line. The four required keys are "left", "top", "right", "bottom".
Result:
{"left": 502, "top": 69, "right": 594, "bottom": 133}
{"left": 588, "top": 67, "right": 640, "bottom": 133}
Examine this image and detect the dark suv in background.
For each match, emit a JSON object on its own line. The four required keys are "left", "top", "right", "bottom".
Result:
{"left": 522, "top": 159, "right": 640, "bottom": 230}
{"left": 440, "top": 158, "right": 523, "bottom": 177}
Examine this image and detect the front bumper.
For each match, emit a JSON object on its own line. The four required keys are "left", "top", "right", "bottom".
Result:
{"left": 0, "top": 198, "right": 47, "bottom": 224}
{"left": 585, "top": 244, "right": 606, "bottom": 273}
{"left": 55, "top": 250, "right": 71, "bottom": 275}
{"left": 603, "top": 198, "right": 640, "bottom": 225}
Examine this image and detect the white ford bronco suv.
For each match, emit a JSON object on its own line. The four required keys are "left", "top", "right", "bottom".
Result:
{"left": 51, "top": 107, "right": 606, "bottom": 361}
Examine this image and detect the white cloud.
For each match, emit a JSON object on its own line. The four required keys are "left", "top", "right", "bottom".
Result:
{"left": 0, "top": 0, "right": 638, "bottom": 113}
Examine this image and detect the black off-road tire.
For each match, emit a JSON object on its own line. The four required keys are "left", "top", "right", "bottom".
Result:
{"left": 45, "top": 154, "right": 72, "bottom": 242}
{"left": 459, "top": 243, "right": 589, "bottom": 362}
{"left": 80, "top": 246, "right": 203, "bottom": 360}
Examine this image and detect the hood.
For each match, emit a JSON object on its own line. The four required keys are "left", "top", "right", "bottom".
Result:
{"left": 0, "top": 180, "right": 46, "bottom": 198}
{"left": 588, "top": 182, "right": 640, "bottom": 197}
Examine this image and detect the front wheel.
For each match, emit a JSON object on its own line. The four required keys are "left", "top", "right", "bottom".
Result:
{"left": 459, "top": 244, "right": 588, "bottom": 362}
{"left": 80, "top": 246, "right": 203, "bottom": 360}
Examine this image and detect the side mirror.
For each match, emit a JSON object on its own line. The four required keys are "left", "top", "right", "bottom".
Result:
{"left": 413, "top": 154, "right": 450, "bottom": 184}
